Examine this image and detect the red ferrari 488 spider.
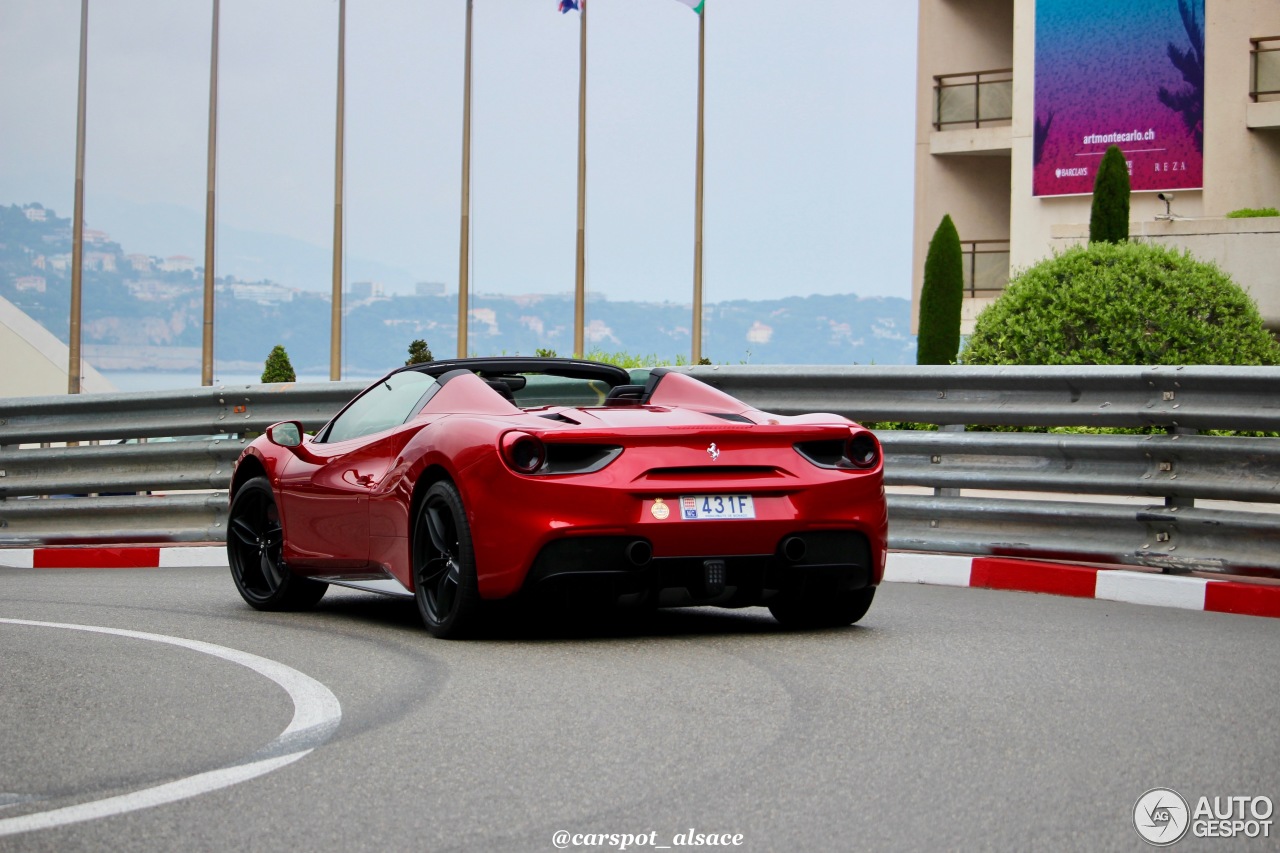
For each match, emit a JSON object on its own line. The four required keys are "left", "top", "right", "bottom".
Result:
{"left": 227, "top": 358, "right": 886, "bottom": 637}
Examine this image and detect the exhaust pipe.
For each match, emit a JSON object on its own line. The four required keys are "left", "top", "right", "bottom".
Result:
{"left": 780, "top": 536, "right": 807, "bottom": 563}
{"left": 626, "top": 540, "right": 652, "bottom": 566}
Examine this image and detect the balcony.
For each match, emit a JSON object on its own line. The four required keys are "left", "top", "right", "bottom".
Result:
{"left": 934, "top": 69, "right": 1013, "bottom": 129}
{"left": 932, "top": 69, "right": 1014, "bottom": 154}
{"left": 1249, "top": 36, "right": 1280, "bottom": 129}
{"left": 961, "top": 239, "right": 1010, "bottom": 298}
{"left": 1251, "top": 37, "right": 1280, "bottom": 101}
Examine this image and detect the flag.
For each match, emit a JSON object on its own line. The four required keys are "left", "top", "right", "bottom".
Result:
{"left": 558, "top": 0, "right": 579, "bottom": 12}
{"left": 675, "top": 0, "right": 704, "bottom": 13}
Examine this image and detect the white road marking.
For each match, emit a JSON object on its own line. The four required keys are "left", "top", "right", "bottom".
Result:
{"left": 0, "top": 618, "right": 342, "bottom": 837}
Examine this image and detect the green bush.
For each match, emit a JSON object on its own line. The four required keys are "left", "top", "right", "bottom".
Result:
{"left": 585, "top": 349, "right": 677, "bottom": 368}
{"left": 916, "top": 214, "right": 964, "bottom": 365}
{"left": 405, "top": 339, "right": 434, "bottom": 365}
{"left": 1089, "top": 145, "right": 1130, "bottom": 244}
{"left": 1225, "top": 207, "right": 1279, "bottom": 218}
{"left": 961, "top": 241, "right": 1280, "bottom": 367}
{"left": 261, "top": 344, "right": 296, "bottom": 383}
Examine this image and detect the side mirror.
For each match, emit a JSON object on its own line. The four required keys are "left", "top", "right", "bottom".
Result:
{"left": 266, "top": 421, "right": 304, "bottom": 448}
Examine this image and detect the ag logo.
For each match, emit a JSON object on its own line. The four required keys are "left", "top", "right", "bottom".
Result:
{"left": 1134, "top": 788, "right": 1190, "bottom": 846}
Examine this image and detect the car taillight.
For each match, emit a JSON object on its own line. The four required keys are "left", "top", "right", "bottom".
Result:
{"left": 846, "top": 432, "right": 880, "bottom": 469}
{"left": 501, "top": 431, "right": 546, "bottom": 474}
{"left": 794, "top": 431, "right": 881, "bottom": 470}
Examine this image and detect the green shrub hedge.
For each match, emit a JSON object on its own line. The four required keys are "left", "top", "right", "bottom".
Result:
{"left": 961, "top": 242, "right": 1280, "bottom": 367}
{"left": 1225, "top": 207, "right": 1279, "bottom": 218}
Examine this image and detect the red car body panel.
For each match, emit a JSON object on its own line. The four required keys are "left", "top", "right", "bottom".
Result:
{"left": 231, "top": 362, "right": 887, "bottom": 604}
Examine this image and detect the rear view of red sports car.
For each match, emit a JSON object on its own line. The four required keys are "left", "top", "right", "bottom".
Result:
{"left": 226, "top": 358, "right": 887, "bottom": 637}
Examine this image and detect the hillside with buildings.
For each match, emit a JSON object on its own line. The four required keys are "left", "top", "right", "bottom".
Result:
{"left": 0, "top": 203, "right": 915, "bottom": 374}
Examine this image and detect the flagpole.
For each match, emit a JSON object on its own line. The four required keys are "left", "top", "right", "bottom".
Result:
{"left": 201, "top": 0, "right": 220, "bottom": 387}
{"left": 691, "top": 5, "right": 705, "bottom": 364}
{"left": 573, "top": 0, "right": 588, "bottom": 357}
{"left": 68, "top": 0, "right": 88, "bottom": 395}
{"left": 457, "top": 0, "right": 473, "bottom": 358}
{"left": 330, "top": 0, "right": 346, "bottom": 381}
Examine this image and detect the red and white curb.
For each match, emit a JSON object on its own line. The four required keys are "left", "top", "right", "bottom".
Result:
{"left": 885, "top": 553, "right": 1280, "bottom": 620}
{"left": 0, "top": 546, "right": 225, "bottom": 570}
{"left": 2, "top": 546, "right": 1278, "bottom": 619}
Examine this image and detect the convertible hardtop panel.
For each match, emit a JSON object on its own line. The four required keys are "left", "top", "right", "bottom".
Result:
{"left": 398, "top": 356, "right": 632, "bottom": 387}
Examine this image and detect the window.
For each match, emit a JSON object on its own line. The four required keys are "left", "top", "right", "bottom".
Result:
{"left": 321, "top": 371, "right": 438, "bottom": 443}
{"left": 510, "top": 374, "right": 618, "bottom": 408}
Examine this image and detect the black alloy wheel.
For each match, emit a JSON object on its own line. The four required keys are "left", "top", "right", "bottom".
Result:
{"left": 227, "top": 477, "right": 327, "bottom": 611}
{"left": 413, "top": 481, "right": 482, "bottom": 639}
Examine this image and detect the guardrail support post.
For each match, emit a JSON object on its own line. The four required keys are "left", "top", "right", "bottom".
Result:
{"left": 934, "top": 424, "right": 966, "bottom": 497}
{"left": 1164, "top": 425, "right": 1197, "bottom": 509}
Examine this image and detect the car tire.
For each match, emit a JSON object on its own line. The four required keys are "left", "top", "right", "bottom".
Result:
{"left": 227, "top": 476, "right": 328, "bottom": 611}
{"left": 413, "top": 481, "right": 482, "bottom": 639}
{"left": 768, "top": 586, "right": 875, "bottom": 629}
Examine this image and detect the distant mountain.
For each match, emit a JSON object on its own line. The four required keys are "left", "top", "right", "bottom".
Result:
{"left": 0, "top": 201, "right": 916, "bottom": 371}
{"left": 88, "top": 195, "right": 419, "bottom": 292}
{"left": 334, "top": 290, "right": 916, "bottom": 372}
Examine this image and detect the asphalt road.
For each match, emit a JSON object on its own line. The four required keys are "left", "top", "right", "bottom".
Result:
{"left": 0, "top": 566, "right": 1276, "bottom": 852}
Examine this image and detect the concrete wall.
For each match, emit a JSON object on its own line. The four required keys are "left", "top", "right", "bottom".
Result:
{"left": 1050, "top": 216, "right": 1280, "bottom": 328}
{"left": 0, "top": 295, "right": 113, "bottom": 398}
{"left": 1204, "top": 4, "right": 1280, "bottom": 214}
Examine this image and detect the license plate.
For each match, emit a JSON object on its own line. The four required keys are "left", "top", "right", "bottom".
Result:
{"left": 680, "top": 494, "right": 755, "bottom": 520}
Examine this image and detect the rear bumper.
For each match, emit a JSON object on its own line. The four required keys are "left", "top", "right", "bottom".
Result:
{"left": 459, "top": 450, "right": 887, "bottom": 600}
{"left": 522, "top": 529, "right": 877, "bottom": 609}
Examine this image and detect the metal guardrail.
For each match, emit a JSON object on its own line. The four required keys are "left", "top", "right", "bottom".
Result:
{"left": 879, "top": 430, "right": 1280, "bottom": 503}
{"left": 679, "top": 364, "right": 1280, "bottom": 431}
{"left": 0, "top": 493, "right": 228, "bottom": 545}
{"left": 2, "top": 367, "right": 1279, "bottom": 577}
{"left": 678, "top": 366, "right": 1280, "bottom": 576}
{"left": 0, "top": 381, "right": 362, "bottom": 546}
{"left": 0, "top": 381, "right": 365, "bottom": 445}
{"left": 1, "top": 439, "right": 246, "bottom": 498}
{"left": 888, "top": 496, "right": 1280, "bottom": 576}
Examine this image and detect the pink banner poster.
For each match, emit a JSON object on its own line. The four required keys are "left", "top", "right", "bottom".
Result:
{"left": 1033, "top": 0, "right": 1204, "bottom": 197}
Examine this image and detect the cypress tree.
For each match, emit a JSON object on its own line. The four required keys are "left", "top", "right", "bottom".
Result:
{"left": 405, "top": 339, "right": 434, "bottom": 365}
{"left": 916, "top": 214, "right": 964, "bottom": 365}
{"left": 261, "top": 344, "right": 296, "bottom": 383}
{"left": 1089, "top": 145, "right": 1131, "bottom": 244}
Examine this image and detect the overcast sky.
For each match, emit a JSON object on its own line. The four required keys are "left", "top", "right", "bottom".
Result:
{"left": 0, "top": 0, "right": 918, "bottom": 304}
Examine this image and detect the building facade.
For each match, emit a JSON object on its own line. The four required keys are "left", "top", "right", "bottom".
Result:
{"left": 912, "top": 0, "right": 1280, "bottom": 332}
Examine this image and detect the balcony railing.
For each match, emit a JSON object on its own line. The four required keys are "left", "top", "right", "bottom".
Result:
{"left": 961, "top": 240, "right": 1010, "bottom": 297}
{"left": 1252, "top": 36, "right": 1280, "bottom": 102}
{"left": 933, "top": 69, "right": 1013, "bottom": 131}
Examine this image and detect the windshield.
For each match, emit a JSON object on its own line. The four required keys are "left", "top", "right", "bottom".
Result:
{"left": 321, "top": 371, "right": 439, "bottom": 443}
